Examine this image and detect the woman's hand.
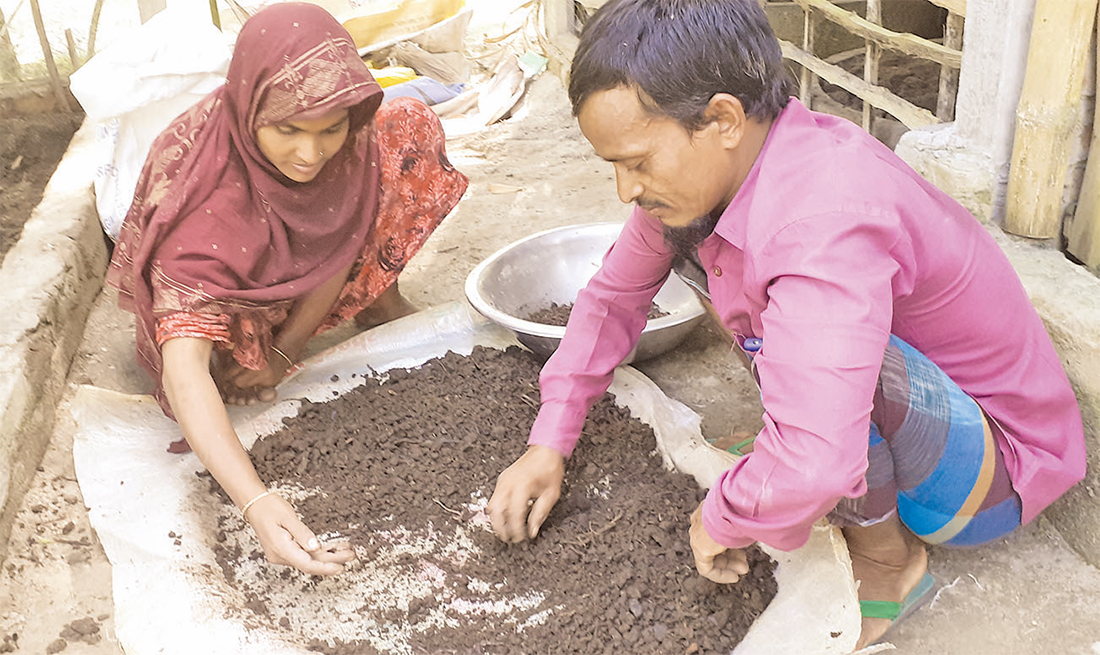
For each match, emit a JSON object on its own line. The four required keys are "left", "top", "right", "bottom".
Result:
{"left": 689, "top": 501, "right": 749, "bottom": 583}
{"left": 244, "top": 492, "right": 355, "bottom": 576}
{"left": 213, "top": 351, "right": 286, "bottom": 406}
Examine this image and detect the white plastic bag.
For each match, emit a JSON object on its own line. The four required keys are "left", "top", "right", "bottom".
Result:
{"left": 70, "top": 301, "right": 861, "bottom": 654}
{"left": 69, "top": 5, "right": 231, "bottom": 240}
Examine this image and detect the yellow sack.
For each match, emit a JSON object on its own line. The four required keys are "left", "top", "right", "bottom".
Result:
{"left": 368, "top": 65, "right": 419, "bottom": 88}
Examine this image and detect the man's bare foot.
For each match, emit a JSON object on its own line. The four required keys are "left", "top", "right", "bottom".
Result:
{"left": 354, "top": 282, "right": 419, "bottom": 330}
{"left": 843, "top": 514, "right": 929, "bottom": 649}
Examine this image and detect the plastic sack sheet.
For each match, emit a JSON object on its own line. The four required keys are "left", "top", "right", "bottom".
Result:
{"left": 68, "top": 5, "right": 231, "bottom": 240}
{"left": 71, "top": 301, "right": 861, "bottom": 654}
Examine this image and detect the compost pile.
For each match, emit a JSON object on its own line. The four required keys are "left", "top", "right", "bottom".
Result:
{"left": 211, "top": 345, "right": 775, "bottom": 655}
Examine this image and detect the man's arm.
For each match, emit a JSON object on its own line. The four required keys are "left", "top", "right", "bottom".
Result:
{"left": 487, "top": 209, "right": 676, "bottom": 541}
{"left": 528, "top": 210, "right": 677, "bottom": 455}
{"left": 701, "top": 213, "right": 901, "bottom": 551}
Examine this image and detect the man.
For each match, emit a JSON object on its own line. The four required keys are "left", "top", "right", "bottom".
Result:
{"left": 486, "top": 0, "right": 1085, "bottom": 648}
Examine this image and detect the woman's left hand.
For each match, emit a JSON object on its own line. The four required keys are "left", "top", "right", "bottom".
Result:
{"left": 689, "top": 501, "right": 749, "bottom": 584}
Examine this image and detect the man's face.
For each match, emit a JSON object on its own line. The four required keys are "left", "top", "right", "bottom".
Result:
{"left": 255, "top": 107, "right": 350, "bottom": 183}
{"left": 577, "top": 86, "right": 737, "bottom": 229}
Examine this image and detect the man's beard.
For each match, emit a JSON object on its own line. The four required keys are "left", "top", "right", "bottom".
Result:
{"left": 661, "top": 211, "right": 721, "bottom": 260}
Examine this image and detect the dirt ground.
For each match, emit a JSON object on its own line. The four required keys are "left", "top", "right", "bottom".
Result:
{"left": 0, "top": 112, "right": 83, "bottom": 262}
{"left": 2, "top": 68, "right": 1100, "bottom": 655}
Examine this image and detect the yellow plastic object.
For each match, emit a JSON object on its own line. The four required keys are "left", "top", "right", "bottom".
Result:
{"left": 368, "top": 65, "right": 419, "bottom": 88}
{"left": 342, "top": 0, "right": 465, "bottom": 51}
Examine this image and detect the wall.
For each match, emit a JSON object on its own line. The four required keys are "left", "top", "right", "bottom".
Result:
{"left": 0, "top": 121, "right": 106, "bottom": 561}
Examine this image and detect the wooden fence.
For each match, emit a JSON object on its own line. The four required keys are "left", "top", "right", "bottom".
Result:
{"left": 779, "top": 0, "right": 964, "bottom": 134}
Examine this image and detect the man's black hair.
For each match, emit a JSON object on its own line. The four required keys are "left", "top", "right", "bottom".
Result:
{"left": 568, "top": 0, "right": 792, "bottom": 129}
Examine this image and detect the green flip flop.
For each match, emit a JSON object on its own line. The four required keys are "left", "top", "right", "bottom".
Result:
{"left": 860, "top": 572, "right": 936, "bottom": 640}
{"left": 704, "top": 435, "right": 757, "bottom": 456}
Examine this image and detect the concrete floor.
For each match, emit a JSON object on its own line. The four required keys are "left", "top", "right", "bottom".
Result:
{"left": 2, "top": 73, "right": 1099, "bottom": 655}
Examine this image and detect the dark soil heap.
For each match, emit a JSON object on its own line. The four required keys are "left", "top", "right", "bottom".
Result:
{"left": 215, "top": 346, "right": 776, "bottom": 655}
{"left": 526, "top": 302, "right": 668, "bottom": 327}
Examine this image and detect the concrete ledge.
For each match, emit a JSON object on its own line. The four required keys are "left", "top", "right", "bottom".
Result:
{"left": 993, "top": 229, "right": 1100, "bottom": 569}
{"left": 0, "top": 121, "right": 107, "bottom": 562}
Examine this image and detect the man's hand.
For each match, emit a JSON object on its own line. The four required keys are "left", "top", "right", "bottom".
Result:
{"left": 689, "top": 501, "right": 748, "bottom": 583}
{"left": 487, "top": 445, "right": 565, "bottom": 543}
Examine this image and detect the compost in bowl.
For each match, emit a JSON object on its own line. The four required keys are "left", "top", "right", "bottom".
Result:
{"left": 464, "top": 222, "right": 706, "bottom": 363}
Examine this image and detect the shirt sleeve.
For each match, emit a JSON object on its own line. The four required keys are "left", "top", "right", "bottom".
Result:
{"left": 702, "top": 213, "right": 903, "bottom": 551}
{"left": 529, "top": 209, "right": 676, "bottom": 457}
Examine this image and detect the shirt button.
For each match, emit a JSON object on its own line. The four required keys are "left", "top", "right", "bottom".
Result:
{"left": 713, "top": 266, "right": 723, "bottom": 277}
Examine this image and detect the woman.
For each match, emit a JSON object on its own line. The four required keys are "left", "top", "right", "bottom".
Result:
{"left": 108, "top": 3, "right": 468, "bottom": 576}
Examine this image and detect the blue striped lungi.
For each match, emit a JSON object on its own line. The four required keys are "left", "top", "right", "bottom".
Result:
{"left": 830, "top": 336, "right": 1022, "bottom": 547}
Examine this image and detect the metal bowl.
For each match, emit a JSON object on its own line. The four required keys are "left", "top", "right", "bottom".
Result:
{"left": 464, "top": 223, "right": 706, "bottom": 363}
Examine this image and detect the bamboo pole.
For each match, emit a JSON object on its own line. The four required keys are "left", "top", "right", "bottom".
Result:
{"left": 28, "top": 0, "right": 71, "bottom": 111}
{"left": 1065, "top": 4, "right": 1100, "bottom": 271}
{"left": 798, "top": 6, "right": 816, "bottom": 107}
{"left": 65, "top": 28, "right": 79, "bottom": 69}
{"left": 862, "top": 0, "right": 882, "bottom": 133}
{"left": 209, "top": 0, "right": 221, "bottom": 30}
{"left": 1005, "top": 0, "right": 1098, "bottom": 238}
{"left": 88, "top": 0, "right": 105, "bottom": 57}
{"left": 937, "top": 12, "right": 964, "bottom": 122}
{"left": 0, "top": 6, "right": 21, "bottom": 81}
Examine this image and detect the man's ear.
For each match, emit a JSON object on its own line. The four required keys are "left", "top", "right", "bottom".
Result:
{"left": 703, "top": 93, "right": 748, "bottom": 148}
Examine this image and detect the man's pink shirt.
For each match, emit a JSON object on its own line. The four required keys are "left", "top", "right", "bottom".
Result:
{"left": 528, "top": 99, "right": 1085, "bottom": 551}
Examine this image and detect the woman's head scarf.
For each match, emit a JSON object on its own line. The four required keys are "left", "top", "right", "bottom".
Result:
{"left": 108, "top": 2, "right": 384, "bottom": 376}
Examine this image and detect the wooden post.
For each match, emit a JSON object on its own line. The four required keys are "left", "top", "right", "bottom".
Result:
{"left": 863, "top": 0, "right": 882, "bottom": 133}
{"left": 28, "top": 0, "right": 71, "bottom": 111}
{"left": 937, "top": 11, "right": 964, "bottom": 122}
{"left": 1065, "top": 4, "right": 1100, "bottom": 271}
{"left": 1005, "top": 0, "right": 1099, "bottom": 238}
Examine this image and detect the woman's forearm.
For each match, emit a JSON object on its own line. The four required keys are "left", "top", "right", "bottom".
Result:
{"left": 161, "top": 337, "right": 267, "bottom": 508}
{"left": 274, "top": 263, "right": 354, "bottom": 360}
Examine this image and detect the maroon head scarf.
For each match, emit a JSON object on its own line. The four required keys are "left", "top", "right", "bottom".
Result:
{"left": 108, "top": 2, "right": 384, "bottom": 381}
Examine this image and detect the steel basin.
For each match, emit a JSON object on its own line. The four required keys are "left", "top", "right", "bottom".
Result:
{"left": 464, "top": 223, "right": 706, "bottom": 363}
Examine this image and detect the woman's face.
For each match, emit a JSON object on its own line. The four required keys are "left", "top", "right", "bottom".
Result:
{"left": 255, "top": 107, "right": 350, "bottom": 183}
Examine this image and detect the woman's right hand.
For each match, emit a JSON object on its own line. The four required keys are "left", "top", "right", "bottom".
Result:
{"left": 212, "top": 351, "right": 283, "bottom": 406}
{"left": 244, "top": 492, "right": 355, "bottom": 576}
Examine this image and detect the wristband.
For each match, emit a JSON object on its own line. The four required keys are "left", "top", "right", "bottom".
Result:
{"left": 241, "top": 490, "right": 275, "bottom": 519}
{"left": 270, "top": 346, "right": 294, "bottom": 369}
